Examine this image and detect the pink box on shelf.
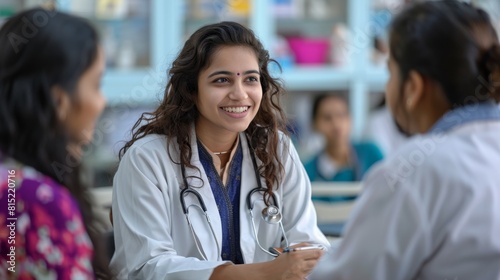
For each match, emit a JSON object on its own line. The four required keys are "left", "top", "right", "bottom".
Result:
{"left": 287, "top": 37, "right": 330, "bottom": 65}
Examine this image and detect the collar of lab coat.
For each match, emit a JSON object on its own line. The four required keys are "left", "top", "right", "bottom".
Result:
{"left": 183, "top": 125, "right": 263, "bottom": 262}
{"left": 430, "top": 101, "right": 500, "bottom": 133}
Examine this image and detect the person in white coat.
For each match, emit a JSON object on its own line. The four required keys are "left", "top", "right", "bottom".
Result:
{"left": 310, "top": 1, "right": 500, "bottom": 279}
{"left": 110, "top": 21, "right": 328, "bottom": 280}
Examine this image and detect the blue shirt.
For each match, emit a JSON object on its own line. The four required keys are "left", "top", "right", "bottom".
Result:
{"left": 198, "top": 141, "right": 244, "bottom": 264}
{"left": 304, "top": 142, "right": 383, "bottom": 202}
{"left": 304, "top": 142, "right": 384, "bottom": 182}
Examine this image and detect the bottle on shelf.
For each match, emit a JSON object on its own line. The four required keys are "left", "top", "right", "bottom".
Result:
{"left": 102, "top": 26, "right": 118, "bottom": 67}
{"left": 329, "top": 23, "right": 350, "bottom": 66}
{"left": 116, "top": 39, "right": 136, "bottom": 69}
{"left": 95, "top": 0, "right": 128, "bottom": 19}
{"left": 307, "top": 0, "right": 330, "bottom": 19}
{"left": 272, "top": 0, "right": 305, "bottom": 19}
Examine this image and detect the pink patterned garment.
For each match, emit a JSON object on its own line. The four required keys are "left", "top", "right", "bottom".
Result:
{"left": 0, "top": 156, "right": 94, "bottom": 279}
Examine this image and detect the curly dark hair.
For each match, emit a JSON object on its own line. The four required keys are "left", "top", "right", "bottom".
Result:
{"left": 120, "top": 21, "right": 289, "bottom": 202}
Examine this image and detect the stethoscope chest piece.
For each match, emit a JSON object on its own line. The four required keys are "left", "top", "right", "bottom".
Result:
{"left": 261, "top": 205, "right": 282, "bottom": 224}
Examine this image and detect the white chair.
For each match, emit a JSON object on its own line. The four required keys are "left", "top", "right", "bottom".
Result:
{"left": 91, "top": 186, "right": 115, "bottom": 259}
{"left": 311, "top": 182, "right": 362, "bottom": 237}
{"left": 90, "top": 186, "right": 113, "bottom": 230}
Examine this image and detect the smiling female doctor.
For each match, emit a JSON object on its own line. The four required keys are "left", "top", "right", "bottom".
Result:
{"left": 310, "top": 1, "right": 500, "bottom": 279}
{"left": 110, "top": 21, "right": 328, "bottom": 280}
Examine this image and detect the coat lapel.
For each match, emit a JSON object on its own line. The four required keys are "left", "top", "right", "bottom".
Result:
{"left": 181, "top": 126, "right": 223, "bottom": 261}
{"left": 239, "top": 134, "right": 263, "bottom": 262}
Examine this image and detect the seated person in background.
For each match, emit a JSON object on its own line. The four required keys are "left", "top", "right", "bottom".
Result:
{"left": 0, "top": 8, "right": 110, "bottom": 279}
{"left": 304, "top": 94, "right": 383, "bottom": 200}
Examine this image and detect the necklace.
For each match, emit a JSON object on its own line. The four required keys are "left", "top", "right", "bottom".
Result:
{"left": 196, "top": 137, "right": 235, "bottom": 155}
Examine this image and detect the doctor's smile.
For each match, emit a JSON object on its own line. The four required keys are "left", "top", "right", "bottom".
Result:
{"left": 221, "top": 106, "right": 250, "bottom": 113}
{"left": 220, "top": 105, "right": 252, "bottom": 119}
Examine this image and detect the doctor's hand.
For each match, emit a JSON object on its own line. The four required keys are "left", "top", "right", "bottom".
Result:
{"left": 210, "top": 243, "right": 324, "bottom": 280}
{"left": 273, "top": 243, "right": 324, "bottom": 280}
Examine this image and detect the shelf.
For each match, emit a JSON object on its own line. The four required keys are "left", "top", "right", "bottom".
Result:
{"left": 91, "top": 16, "right": 149, "bottom": 22}
{"left": 276, "top": 17, "right": 347, "bottom": 38}
{"left": 276, "top": 66, "right": 353, "bottom": 91}
{"left": 101, "top": 69, "right": 165, "bottom": 106}
{"left": 274, "top": 65, "right": 388, "bottom": 92}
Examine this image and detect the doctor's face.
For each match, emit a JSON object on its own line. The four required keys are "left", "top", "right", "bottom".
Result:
{"left": 196, "top": 45, "right": 262, "bottom": 136}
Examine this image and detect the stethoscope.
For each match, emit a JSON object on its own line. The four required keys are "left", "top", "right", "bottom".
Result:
{"left": 179, "top": 138, "right": 289, "bottom": 261}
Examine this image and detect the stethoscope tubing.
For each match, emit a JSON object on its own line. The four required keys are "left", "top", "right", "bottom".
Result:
{"left": 179, "top": 136, "right": 288, "bottom": 260}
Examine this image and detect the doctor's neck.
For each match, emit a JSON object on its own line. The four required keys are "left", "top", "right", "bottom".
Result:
{"left": 195, "top": 128, "right": 238, "bottom": 156}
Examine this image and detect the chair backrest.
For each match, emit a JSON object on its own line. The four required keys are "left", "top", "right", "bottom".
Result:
{"left": 91, "top": 186, "right": 115, "bottom": 260}
{"left": 91, "top": 186, "right": 113, "bottom": 230}
{"left": 91, "top": 186, "right": 113, "bottom": 208}
{"left": 311, "top": 182, "right": 362, "bottom": 223}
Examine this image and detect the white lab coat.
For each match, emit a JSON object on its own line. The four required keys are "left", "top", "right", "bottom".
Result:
{"left": 110, "top": 128, "right": 328, "bottom": 280}
{"left": 310, "top": 120, "right": 500, "bottom": 279}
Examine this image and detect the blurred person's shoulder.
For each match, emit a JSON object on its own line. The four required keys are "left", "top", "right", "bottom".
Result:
{"left": 352, "top": 141, "right": 384, "bottom": 161}
{"left": 0, "top": 157, "right": 82, "bottom": 218}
